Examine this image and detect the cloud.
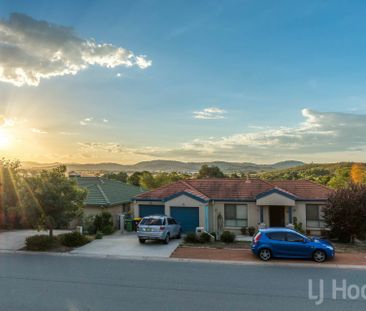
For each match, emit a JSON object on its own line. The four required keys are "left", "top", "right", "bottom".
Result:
{"left": 137, "top": 109, "right": 366, "bottom": 160}
{"left": 0, "top": 13, "right": 152, "bottom": 87}
{"left": 193, "top": 107, "right": 227, "bottom": 120}
{"left": 80, "top": 117, "right": 93, "bottom": 126}
{"left": 30, "top": 128, "right": 47, "bottom": 134}
{"left": 102, "top": 118, "right": 109, "bottom": 123}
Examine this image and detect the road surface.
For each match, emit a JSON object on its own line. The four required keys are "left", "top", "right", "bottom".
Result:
{"left": 0, "top": 253, "right": 366, "bottom": 310}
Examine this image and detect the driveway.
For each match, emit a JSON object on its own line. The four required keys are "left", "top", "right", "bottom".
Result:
{"left": 0, "top": 230, "right": 70, "bottom": 251}
{"left": 71, "top": 232, "right": 181, "bottom": 258}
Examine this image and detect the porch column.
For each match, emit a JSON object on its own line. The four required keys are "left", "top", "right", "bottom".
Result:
{"left": 260, "top": 206, "right": 264, "bottom": 223}
{"left": 288, "top": 206, "right": 293, "bottom": 224}
{"left": 204, "top": 205, "right": 209, "bottom": 231}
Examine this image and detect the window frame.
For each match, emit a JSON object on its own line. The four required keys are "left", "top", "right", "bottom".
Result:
{"left": 306, "top": 204, "right": 325, "bottom": 228}
{"left": 224, "top": 204, "right": 248, "bottom": 228}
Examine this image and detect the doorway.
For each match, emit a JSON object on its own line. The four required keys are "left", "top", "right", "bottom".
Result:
{"left": 269, "top": 206, "right": 285, "bottom": 227}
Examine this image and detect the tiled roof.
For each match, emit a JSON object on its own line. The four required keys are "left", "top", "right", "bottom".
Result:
{"left": 75, "top": 177, "right": 144, "bottom": 206}
{"left": 134, "top": 178, "right": 333, "bottom": 201}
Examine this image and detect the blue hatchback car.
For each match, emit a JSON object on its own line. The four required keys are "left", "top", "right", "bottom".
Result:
{"left": 251, "top": 228, "right": 335, "bottom": 262}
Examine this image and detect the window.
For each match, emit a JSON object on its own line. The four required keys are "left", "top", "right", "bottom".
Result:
{"left": 267, "top": 232, "right": 286, "bottom": 241}
{"left": 306, "top": 204, "right": 325, "bottom": 228}
{"left": 140, "top": 217, "right": 164, "bottom": 226}
{"left": 224, "top": 204, "right": 248, "bottom": 227}
{"left": 286, "top": 233, "right": 304, "bottom": 242}
{"left": 168, "top": 218, "right": 176, "bottom": 225}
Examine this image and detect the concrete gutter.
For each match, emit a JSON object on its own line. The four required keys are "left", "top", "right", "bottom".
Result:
{"left": 1, "top": 249, "right": 366, "bottom": 271}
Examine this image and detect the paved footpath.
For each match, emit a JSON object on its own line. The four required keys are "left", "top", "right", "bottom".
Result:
{"left": 172, "top": 246, "right": 366, "bottom": 267}
{"left": 1, "top": 253, "right": 366, "bottom": 311}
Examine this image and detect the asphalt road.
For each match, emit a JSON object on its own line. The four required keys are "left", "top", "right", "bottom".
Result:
{"left": 1, "top": 254, "right": 366, "bottom": 311}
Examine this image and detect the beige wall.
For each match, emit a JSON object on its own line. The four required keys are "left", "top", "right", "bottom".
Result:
{"left": 257, "top": 193, "right": 295, "bottom": 206}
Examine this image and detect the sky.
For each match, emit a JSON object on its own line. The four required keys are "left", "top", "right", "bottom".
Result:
{"left": 1, "top": 0, "right": 366, "bottom": 164}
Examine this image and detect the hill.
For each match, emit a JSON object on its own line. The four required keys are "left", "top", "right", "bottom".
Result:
{"left": 21, "top": 160, "right": 305, "bottom": 174}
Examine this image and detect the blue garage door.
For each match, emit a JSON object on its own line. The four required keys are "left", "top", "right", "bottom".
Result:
{"left": 171, "top": 206, "right": 199, "bottom": 233}
{"left": 139, "top": 205, "right": 165, "bottom": 218}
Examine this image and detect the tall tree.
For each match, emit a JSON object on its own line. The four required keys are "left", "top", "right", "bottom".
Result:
{"left": 351, "top": 163, "right": 365, "bottom": 184}
{"left": 127, "top": 171, "right": 143, "bottom": 186}
{"left": 197, "top": 165, "right": 225, "bottom": 179}
{"left": 21, "top": 165, "right": 86, "bottom": 237}
{"left": 0, "top": 159, "right": 22, "bottom": 228}
{"left": 323, "top": 183, "right": 366, "bottom": 242}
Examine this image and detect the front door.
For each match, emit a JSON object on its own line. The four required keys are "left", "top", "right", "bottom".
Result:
{"left": 269, "top": 206, "right": 285, "bottom": 227}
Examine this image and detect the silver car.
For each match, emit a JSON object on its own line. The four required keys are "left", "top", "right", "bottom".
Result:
{"left": 137, "top": 215, "right": 182, "bottom": 244}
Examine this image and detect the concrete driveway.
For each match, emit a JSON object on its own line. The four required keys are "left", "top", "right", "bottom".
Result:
{"left": 71, "top": 232, "right": 181, "bottom": 258}
{"left": 0, "top": 230, "right": 70, "bottom": 251}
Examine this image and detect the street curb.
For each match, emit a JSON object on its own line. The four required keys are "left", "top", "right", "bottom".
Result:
{"left": 1, "top": 249, "right": 366, "bottom": 270}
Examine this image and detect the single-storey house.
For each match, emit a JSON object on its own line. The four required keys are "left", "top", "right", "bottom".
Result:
{"left": 74, "top": 177, "right": 144, "bottom": 225}
{"left": 133, "top": 178, "right": 333, "bottom": 235}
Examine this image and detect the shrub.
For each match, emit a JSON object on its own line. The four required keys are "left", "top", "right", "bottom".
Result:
{"left": 240, "top": 227, "right": 247, "bottom": 235}
{"left": 102, "top": 224, "right": 115, "bottom": 235}
{"left": 184, "top": 232, "right": 198, "bottom": 243}
{"left": 59, "top": 232, "right": 90, "bottom": 247}
{"left": 95, "top": 231, "right": 103, "bottom": 239}
{"left": 25, "top": 235, "right": 58, "bottom": 251}
{"left": 199, "top": 232, "right": 212, "bottom": 243}
{"left": 82, "top": 215, "right": 97, "bottom": 235}
{"left": 94, "top": 211, "right": 115, "bottom": 235}
{"left": 293, "top": 217, "right": 305, "bottom": 234}
{"left": 248, "top": 226, "right": 256, "bottom": 236}
{"left": 220, "top": 231, "right": 235, "bottom": 243}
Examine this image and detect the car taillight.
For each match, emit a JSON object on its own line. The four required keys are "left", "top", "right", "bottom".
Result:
{"left": 160, "top": 226, "right": 165, "bottom": 231}
{"left": 254, "top": 233, "right": 261, "bottom": 243}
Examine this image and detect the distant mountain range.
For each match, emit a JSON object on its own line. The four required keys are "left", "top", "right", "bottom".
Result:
{"left": 21, "top": 160, "right": 305, "bottom": 174}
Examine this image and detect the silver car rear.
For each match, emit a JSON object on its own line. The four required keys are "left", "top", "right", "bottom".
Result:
{"left": 137, "top": 215, "right": 181, "bottom": 244}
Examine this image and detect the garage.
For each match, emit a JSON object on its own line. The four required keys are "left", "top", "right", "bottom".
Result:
{"left": 139, "top": 205, "right": 165, "bottom": 218}
{"left": 170, "top": 206, "right": 199, "bottom": 233}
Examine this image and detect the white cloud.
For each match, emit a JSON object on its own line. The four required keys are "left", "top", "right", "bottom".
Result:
{"left": 80, "top": 117, "right": 93, "bottom": 126}
{"left": 0, "top": 13, "right": 152, "bottom": 87}
{"left": 30, "top": 128, "right": 47, "bottom": 134}
{"left": 102, "top": 118, "right": 109, "bottom": 123}
{"left": 137, "top": 109, "right": 366, "bottom": 161}
{"left": 193, "top": 107, "right": 227, "bottom": 120}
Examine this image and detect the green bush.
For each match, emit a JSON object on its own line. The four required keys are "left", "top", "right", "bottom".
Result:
{"left": 95, "top": 231, "right": 103, "bottom": 239}
{"left": 25, "top": 235, "right": 58, "bottom": 251}
{"left": 199, "top": 232, "right": 212, "bottom": 243}
{"left": 210, "top": 232, "right": 217, "bottom": 241}
{"left": 240, "top": 227, "right": 247, "bottom": 235}
{"left": 184, "top": 232, "right": 198, "bottom": 243}
{"left": 220, "top": 231, "right": 235, "bottom": 243}
{"left": 93, "top": 212, "right": 115, "bottom": 235}
{"left": 59, "top": 232, "right": 90, "bottom": 247}
{"left": 102, "top": 224, "right": 115, "bottom": 235}
{"left": 82, "top": 215, "right": 97, "bottom": 235}
{"left": 248, "top": 226, "right": 256, "bottom": 236}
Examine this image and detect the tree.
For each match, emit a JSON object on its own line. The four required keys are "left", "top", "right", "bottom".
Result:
{"left": 328, "top": 167, "right": 350, "bottom": 189}
{"left": 323, "top": 183, "right": 366, "bottom": 242}
{"left": 197, "top": 165, "right": 225, "bottom": 179}
{"left": 127, "top": 171, "right": 143, "bottom": 186}
{"left": 21, "top": 165, "right": 87, "bottom": 237}
{"left": 139, "top": 171, "right": 157, "bottom": 189}
{"left": 103, "top": 171, "right": 128, "bottom": 183}
{"left": 351, "top": 163, "right": 365, "bottom": 184}
{"left": 0, "top": 159, "right": 22, "bottom": 228}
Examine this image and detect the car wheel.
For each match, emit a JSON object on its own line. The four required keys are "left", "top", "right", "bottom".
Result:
{"left": 164, "top": 233, "right": 170, "bottom": 244}
{"left": 139, "top": 239, "right": 146, "bottom": 244}
{"left": 259, "top": 248, "right": 272, "bottom": 261}
{"left": 313, "top": 250, "right": 326, "bottom": 263}
{"left": 177, "top": 230, "right": 182, "bottom": 239}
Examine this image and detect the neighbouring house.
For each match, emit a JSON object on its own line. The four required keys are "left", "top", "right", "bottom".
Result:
{"left": 132, "top": 178, "right": 334, "bottom": 235}
{"left": 74, "top": 176, "right": 144, "bottom": 226}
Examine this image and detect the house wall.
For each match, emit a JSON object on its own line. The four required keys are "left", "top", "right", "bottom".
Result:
{"left": 257, "top": 193, "right": 295, "bottom": 206}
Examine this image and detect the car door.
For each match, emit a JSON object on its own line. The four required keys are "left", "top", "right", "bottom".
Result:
{"left": 167, "top": 218, "right": 176, "bottom": 237}
{"left": 266, "top": 232, "right": 287, "bottom": 257}
{"left": 284, "top": 232, "right": 313, "bottom": 258}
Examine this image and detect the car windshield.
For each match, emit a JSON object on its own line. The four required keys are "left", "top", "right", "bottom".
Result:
{"left": 140, "top": 218, "right": 163, "bottom": 226}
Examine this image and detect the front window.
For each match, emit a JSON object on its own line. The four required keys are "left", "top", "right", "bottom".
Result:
{"left": 306, "top": 204, "right": 325, "bottom": 228}
{"left": 224, "top": 204, "right": 248, "bottom": 227}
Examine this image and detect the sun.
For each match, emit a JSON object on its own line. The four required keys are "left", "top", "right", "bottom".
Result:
{"left": 0, "top": 129, "right": 11, "bottom": 149}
